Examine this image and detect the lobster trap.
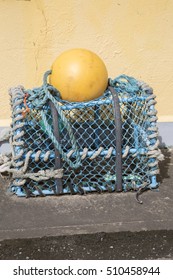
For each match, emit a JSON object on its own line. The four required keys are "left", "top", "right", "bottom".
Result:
{"left": 5, "top": 72, "right": 163, "bottom": 201}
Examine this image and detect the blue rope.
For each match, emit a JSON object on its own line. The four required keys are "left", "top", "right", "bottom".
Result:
{"left": 109, "top": 75, "right": 140, "bottom": 95}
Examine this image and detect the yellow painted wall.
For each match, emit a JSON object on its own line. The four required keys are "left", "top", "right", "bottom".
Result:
{"left": 0, "top": 0, "right": 173, "bottom": 126}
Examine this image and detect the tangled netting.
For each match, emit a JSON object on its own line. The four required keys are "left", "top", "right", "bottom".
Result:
{"left": 0, "top": 72, "right": 164, "bottom": 203}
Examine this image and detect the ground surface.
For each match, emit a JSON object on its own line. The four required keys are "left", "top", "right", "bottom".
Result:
{"left": 0, "top": 230, "right": 173, "bottom": 260}
{"left": 0, "top": 148, "right": 172, "bottom": 260}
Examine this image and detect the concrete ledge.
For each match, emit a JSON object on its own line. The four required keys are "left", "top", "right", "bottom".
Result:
{"left": 1, "top": 218, "right": 173, "bottom": 241}
{"left": 0, "top": 149, "right": 172, "bottom": 241}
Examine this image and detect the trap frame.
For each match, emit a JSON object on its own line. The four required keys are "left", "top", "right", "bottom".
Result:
{"left": 1, "top": 72, "right": 163, "bottom": 202}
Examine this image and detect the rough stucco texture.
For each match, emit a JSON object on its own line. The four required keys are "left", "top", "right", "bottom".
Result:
{"left": 0, "top": 0, "right": 173, "bottom": 121}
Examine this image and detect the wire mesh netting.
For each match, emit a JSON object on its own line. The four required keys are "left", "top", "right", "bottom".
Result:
{"left": 9, "top": 74, "right": 162, "bottom": 198}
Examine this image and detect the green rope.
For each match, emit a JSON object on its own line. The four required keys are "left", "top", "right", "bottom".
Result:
{"left": 27, "top": 73, "right": 81, "bottom": 169}
{"left": 43, "top": 70, "right": 52, "bottom": 85}
{"left": 40, "top": 110, "right": 80, "bottom": 169}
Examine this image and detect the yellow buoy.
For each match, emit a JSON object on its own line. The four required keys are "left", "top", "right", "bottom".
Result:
{"left": 49, "top": 48, "right": 108, "bottom": 102}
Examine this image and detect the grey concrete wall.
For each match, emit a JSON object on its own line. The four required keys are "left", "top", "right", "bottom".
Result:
{"left": 158, "top": 122, "right": 173, "bottom": 147}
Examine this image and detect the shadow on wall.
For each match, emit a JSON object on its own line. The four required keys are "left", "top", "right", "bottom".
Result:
{"left": 157, "top": 137, "right": 171, "bottom": 184}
